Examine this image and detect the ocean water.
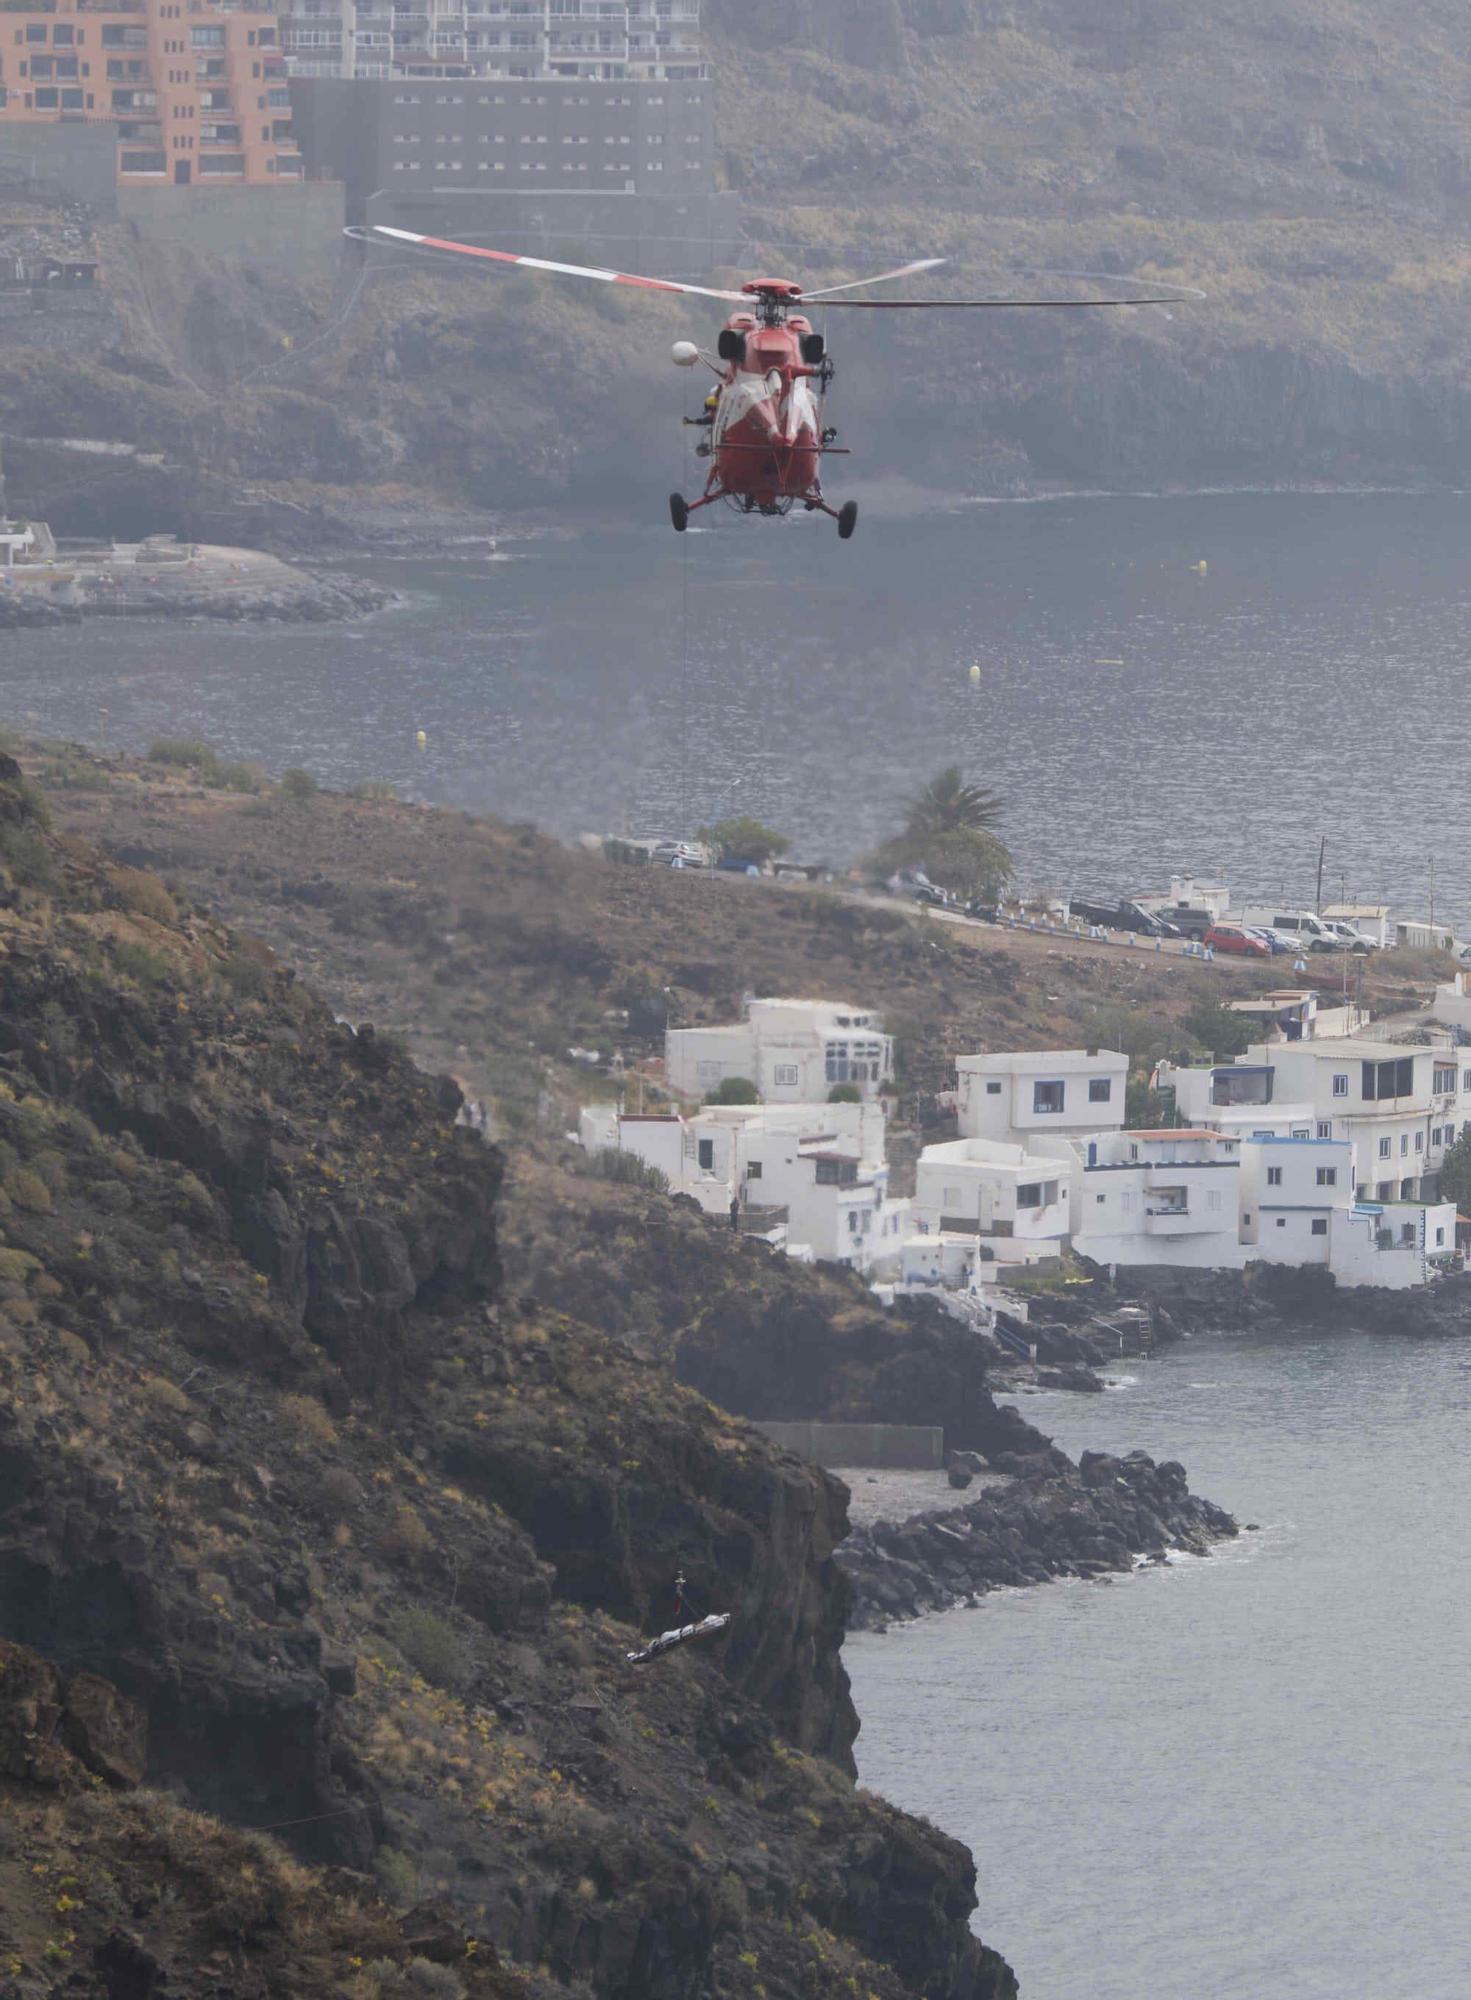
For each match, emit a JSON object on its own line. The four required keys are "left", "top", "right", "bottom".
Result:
{"left": 846, "top": 1327, "right": 1471, "bottom": 2000}
{"left": 2, "top": 488, "right": 1471, "bottom": 926}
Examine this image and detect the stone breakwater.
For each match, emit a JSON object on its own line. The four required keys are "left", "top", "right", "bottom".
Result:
{"left": 840, "top": 1449, "right": 1239, "bottom": 1631}
{"left": 0, "top": 550, "right": 398, "bottom": 629}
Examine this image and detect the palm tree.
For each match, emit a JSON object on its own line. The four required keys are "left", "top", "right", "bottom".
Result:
{"left": 902, "top": 766, "right": 1006, "bottom": 841}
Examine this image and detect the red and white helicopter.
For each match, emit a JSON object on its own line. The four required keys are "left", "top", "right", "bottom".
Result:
{"left": 369, "top": 224, "right": 1183, "bottom": 541}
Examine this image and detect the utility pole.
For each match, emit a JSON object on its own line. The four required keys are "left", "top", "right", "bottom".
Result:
{"left": 1315, "top": 835, "right": 1326, "bottom": 916}
{"left": 1429, "top": 855, "right": 1436, "bottom": 930}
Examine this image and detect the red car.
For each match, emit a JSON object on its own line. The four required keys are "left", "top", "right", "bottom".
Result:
{"left": 1203, "top": 923, "right": 1270, "bottom": 958}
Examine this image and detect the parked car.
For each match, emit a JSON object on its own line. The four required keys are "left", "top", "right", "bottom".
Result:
{"left": 1204, "top": 923, "right": 1271, "bottom": 958}
{"left": 965, "top": 898, "right": 1002, "bottom": 922}
{"left": 914, "top": 884, "right": 957, "bottom": 909}
{"left": 1068, "top": 897, "right": 1179, "bottom": 938}
{"left": 653, "top": 839, "right": 711, "bottom": 869}
{"left": 1242, "top": 925, "right": 1293, "bottom": 955}
{"left": 716, "top": 853, "right": 762, "bottom": 876}
{"left": 1158, "top": 904, "right": 1214, "bottom": 940}
{"left": 1322, "top": 919, "right": 1377, "bottom": 953}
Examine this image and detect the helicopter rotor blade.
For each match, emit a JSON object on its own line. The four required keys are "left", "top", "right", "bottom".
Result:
{"left": 800, "top": 258, "right": 947, "bottom": 301}
{"left": 368, "top": 225, "right": 751, "bottom": 303}
{"left": 821, "top": 293, "right": 1190, "bottom": 309}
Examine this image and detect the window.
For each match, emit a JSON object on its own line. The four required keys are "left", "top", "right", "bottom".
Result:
{"left": 1276, "top": 1217, "right": 1287, "bottom": 1228}
{"left": 1317, "top": 1121, "right": 1333, "bottom": 1140}
{"left": 1033, "top": 1080, "right": 1065, "bottom": 1115}
{"left": 1362, "top": 1057, "right": 1414, "bottom": 1101}
{"left": 1463, "top": 1069, "right": 1471, "bottom": 1092}
{"left": 1208, "top": 1189, "right": 1222, "bottom": 1212}
{"left": 1376, "top": 1181, "right": 1391, "bottom": 1201}
{"left": 1088, "top": 1078, "right": 1112, "bottom": 1104}
{"left": 1096, "top": 1192, "right": 1107, "bottom": 1205}
{"left": 694, "top": 1060, "right": 722, "bottom": 1082}
{"left": 942, "top": 1185, "right": 962, "bottom": 1209}
{"left": 1267, "top": 1166, "right": 1283, "bottom": 1186}
{"left": 985, "top": 1080, "right": 1002, "bottom": 1095}
{"left": 815, "top": 1159, "right": 857, "bottom": 1186}
{"left": 1378, "top": 1137, "right": 1392, "bottom": 1160}
{"left": 1434, "top": 1065, "right": 1457, "bottom": 1095}
{"left": 1400, "top": 1134, "right": 1409, "bottom": 1157}
{"left": 1316, "top": 1166, "right": 1338, "bottom": 1186}
{"left": 1291, "top": 1127, "right": 1311, "bottom": 1140}
{"left": 1414, "top": 1131, "right": 1424, "bottom": 1153}
{"left": 1436, "top": 1226, "right": 1446, "bottom": 1246}
{"left": 696, "top": 1139, "right": 713, "bottom": 1171}
{"left": 1311, "top": 1218, "right": 1328, "bottom": 1236}
{"left": 1017, "top": 1183, "right": 1043, "bottom": 1208}
{"left": 746, "top": 1161, "right": 762, "bottom": 1181}
{"left": 772, "top": 1064, "right": 798, "bottom": 1088}
{"left": 1332, "top": 1073, "right": 1349, "bottom": 1098}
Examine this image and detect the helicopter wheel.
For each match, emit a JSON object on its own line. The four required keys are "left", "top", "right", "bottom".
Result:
{"left": 837, "top": 500, "right": 859, "bottom": 541}
{"left": 669, "top": 492, "right": 689, "bottom": 534}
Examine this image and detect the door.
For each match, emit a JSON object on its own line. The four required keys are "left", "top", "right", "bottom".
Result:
{"left": 174, "top": 159, "right": 191, "bottom": 185}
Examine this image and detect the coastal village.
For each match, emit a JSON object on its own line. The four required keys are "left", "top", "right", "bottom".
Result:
{"left": 579, "top": 945, "right": 1471, "bottom": 1299}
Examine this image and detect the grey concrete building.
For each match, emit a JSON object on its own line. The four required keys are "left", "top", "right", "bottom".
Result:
{"left": 288, "top": 2, "right": 729, "bottom": 268}
{"left": 283, "top": 1, "right": 706, "bottom": 85}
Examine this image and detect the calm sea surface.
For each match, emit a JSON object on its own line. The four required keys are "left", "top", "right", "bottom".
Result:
{"left": 1, "top": 489, "right": 1470, "bottom": 924}
{"left": 846, "top": 1328, "right": 1471, "bottom": 2000}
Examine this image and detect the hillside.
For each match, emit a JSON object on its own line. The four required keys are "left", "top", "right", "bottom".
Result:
{"left": 37, "top": 742, "right": 1303, "bottom": 1123}
{"left": 0, "top": 752, "right": 1022, "bottom": 1998}
{"left": 4, "top": 0, "right": 1471, "bottom": 536}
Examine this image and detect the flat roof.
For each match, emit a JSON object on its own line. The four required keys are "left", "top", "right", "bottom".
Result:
{"left": 956, "top": 1048, "right": 1127, "bottom": 1069}
{"left": 1271, "top": 1039, "right": 1432, "bottom": 1061}
{"left": 1122, "top": 1128, "right": 1235, "bottom": 1142}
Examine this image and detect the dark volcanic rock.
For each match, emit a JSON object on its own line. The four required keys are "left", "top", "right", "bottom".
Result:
{"left": 840, "top": 1444, "right": 1237, "bottom": 1629}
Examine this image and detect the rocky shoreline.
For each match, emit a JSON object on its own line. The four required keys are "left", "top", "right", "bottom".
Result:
{"left": 0, "top": 561, "right": 399, "bottom": 630}
{"left": 840, "top": 1444, "right": 1239, "bottom": 1631}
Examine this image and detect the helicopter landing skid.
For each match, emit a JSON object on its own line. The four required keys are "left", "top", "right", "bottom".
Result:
{"left": 668, "top": 489, "right": 857, "bottom": 539}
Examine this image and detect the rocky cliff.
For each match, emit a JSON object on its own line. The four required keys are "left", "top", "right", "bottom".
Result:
{"left": 0, "top": 756, "right": 1018, "bottom": 1997}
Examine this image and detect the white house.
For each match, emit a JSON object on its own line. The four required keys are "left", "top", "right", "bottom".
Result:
{"left": 1432, "top": 974, "right": 1471, "bottom": 1037}
{"left": 910, "top": 1137, "right": 1071, "bottom": 1268}
{"left": 1035, "top": 1128, "right": 1248, "bottom": 1270}
{"left": 0, "top": 521, "right": 35, "bottom": 567}
{"left": 1395, "top": 919, "right": 1456, "bottom": 953}
{"left": 1158, "top": 1058, "right": 1318, "bottom": 1140}
{"left": 578, "top": 1097, "right": 908, "bottom": 1273}
{"left": 1133, "top": 874, "right": 1232, "bottom": 922}
{"left": 954, "top": 1048, "right": 1129, "bottom": 1147}
{"left": 1238, "top": 1039, "right": 1469, "bottom": 1203}
{"left": 1240, "top": 1136, "right": 1455, "bottom": 1288}
{"left": 665, "top": 998, "right": 893, "bottom": 1105}
{"left": 1239, "top": 1135, "right": 1354, "bottom": 1265}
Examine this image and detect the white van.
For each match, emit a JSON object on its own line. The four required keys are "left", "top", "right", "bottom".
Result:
{"left": 1236, "top": 907, "right": 1347, "bottom": 952}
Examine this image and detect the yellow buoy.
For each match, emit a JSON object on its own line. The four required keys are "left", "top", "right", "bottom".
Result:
{"left": 415, "top": 728, "right": 427, "bottom": 749}
{"left": 968, "top": 663, "right": 981, "bottom": 684}
{"left": 1193, "top": 559, "right": 1208, "bottom": 575}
